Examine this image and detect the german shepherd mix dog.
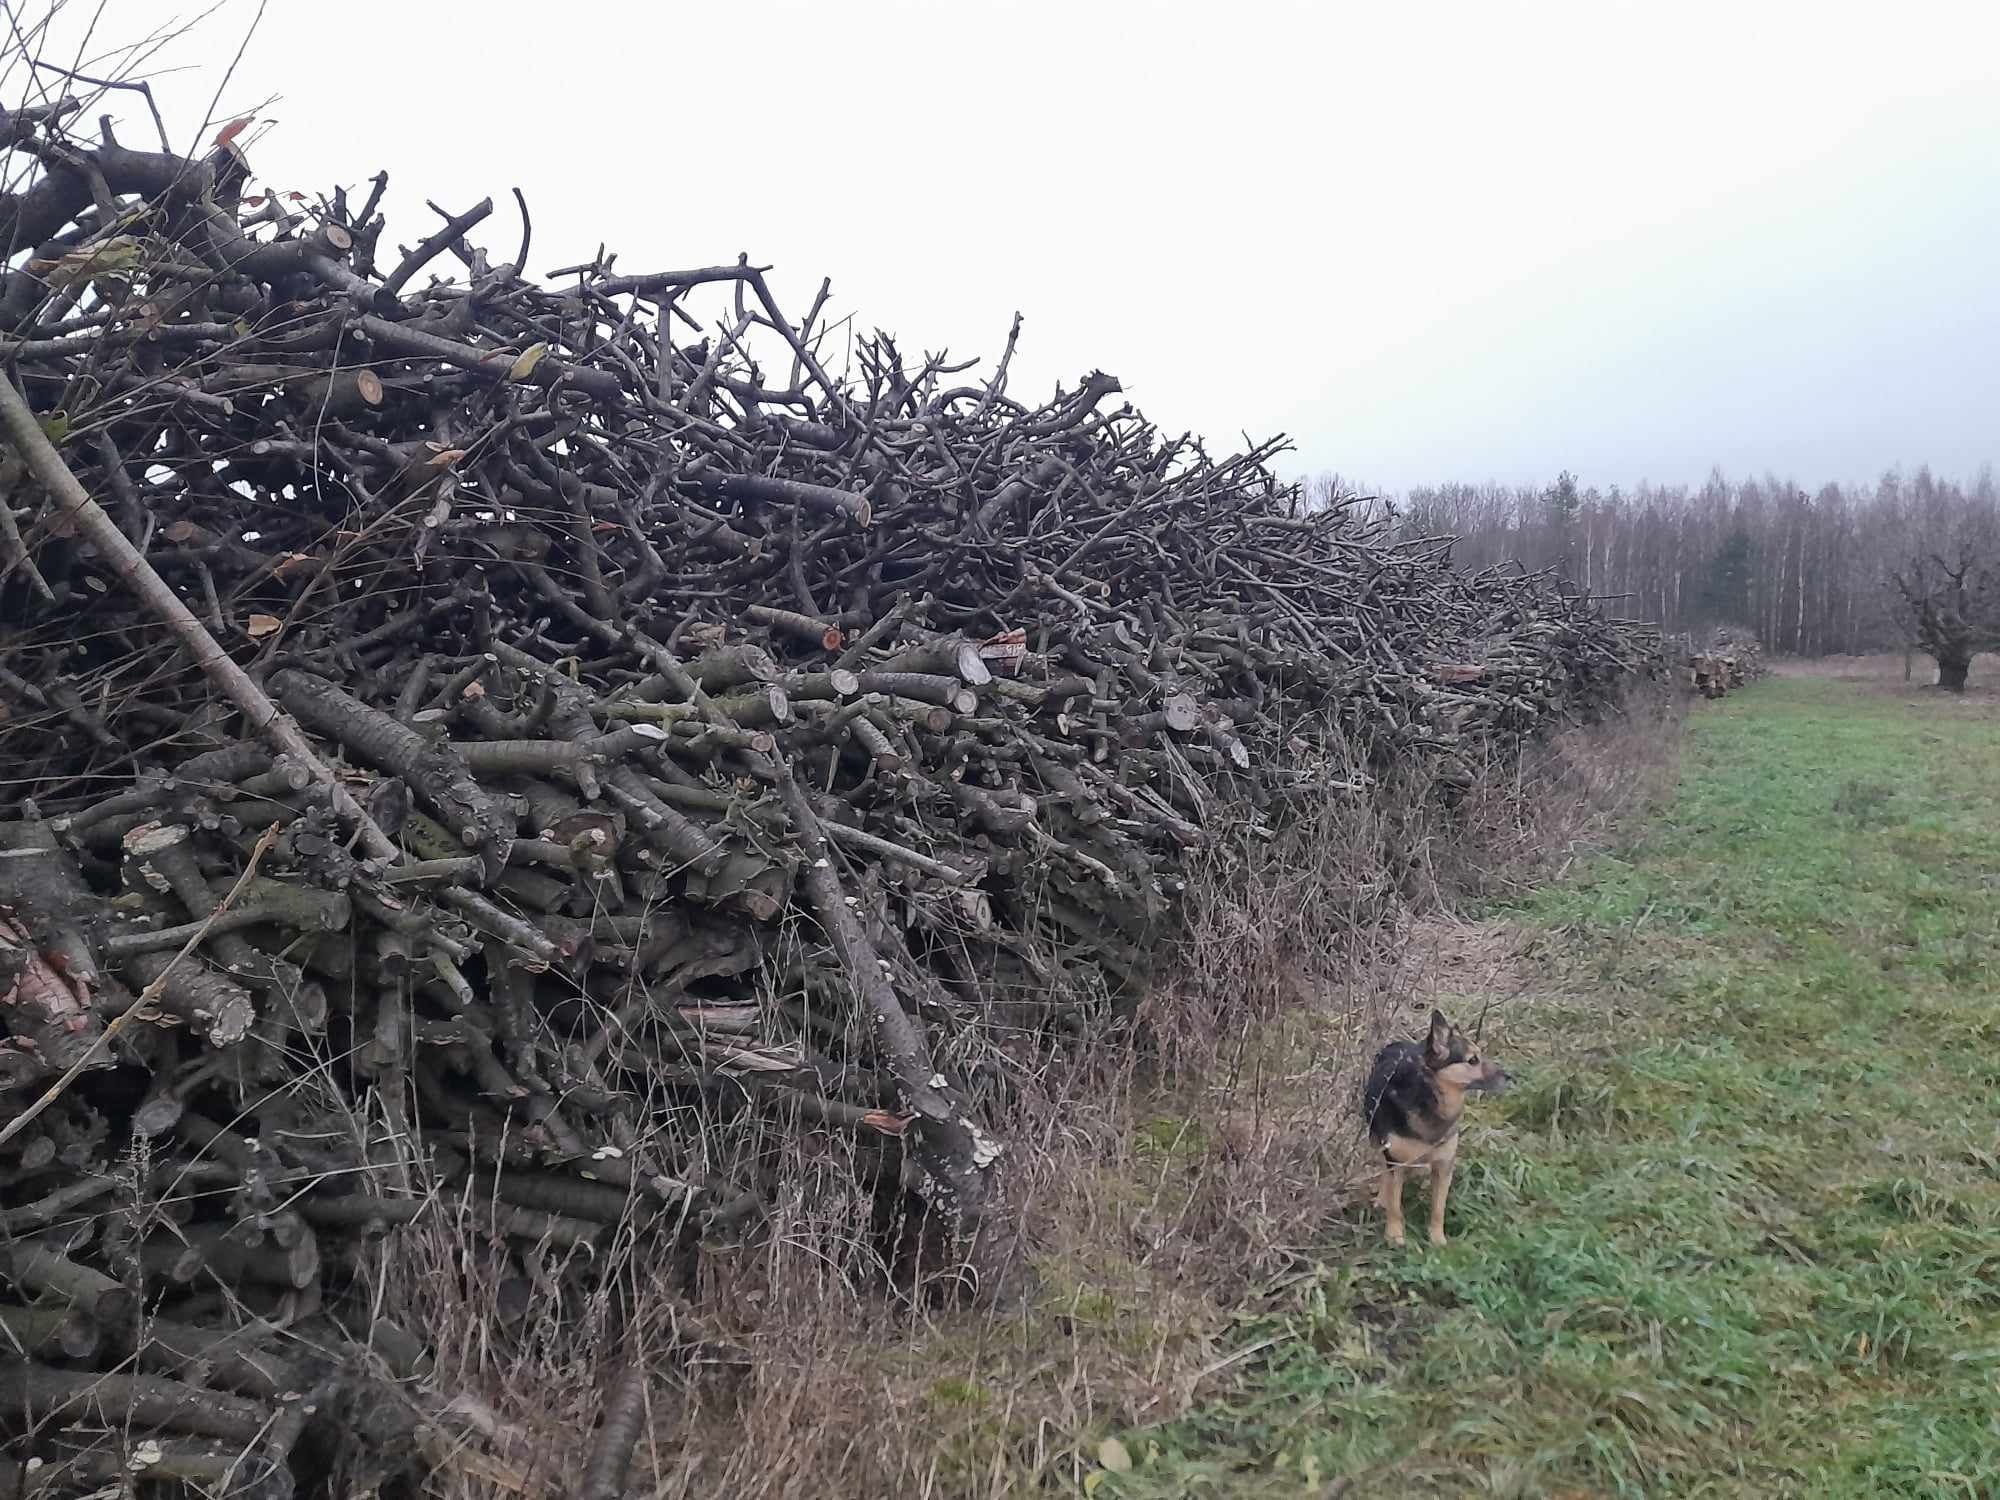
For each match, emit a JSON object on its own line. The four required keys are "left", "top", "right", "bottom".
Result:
{"left": 1362, "top": 1010, "right": 1509, "bottom": 1246}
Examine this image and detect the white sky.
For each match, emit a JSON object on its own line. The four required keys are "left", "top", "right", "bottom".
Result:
{"left": 31, "top": 0, "right": 2000, "bottom": 494}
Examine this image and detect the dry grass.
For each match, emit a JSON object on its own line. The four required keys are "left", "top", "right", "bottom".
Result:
{"left": 1771, "top": 650, "right": 2000, "bottom": 715}
{"left": 1413, "top": 687, "right": 1686, "bottom": 902}
{"left": 354, "top": 682, "right": 1686, "bottom": 1500}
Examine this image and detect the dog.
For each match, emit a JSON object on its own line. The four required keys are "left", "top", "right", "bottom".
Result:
{"left": 1361, "top": 1009, "right": 1509, "bottom": 1246}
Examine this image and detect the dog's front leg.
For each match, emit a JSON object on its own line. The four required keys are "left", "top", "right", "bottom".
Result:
{"left": 1428, "top": 1139, "right": 1459, "bottom": 1246}
{"left": 1381, "top": 1164, "right": 1407, "bottom": 1247}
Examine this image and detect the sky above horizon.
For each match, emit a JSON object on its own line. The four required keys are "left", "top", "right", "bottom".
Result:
{"left": 23, "top": 0, "right": 1999, "bottom": 495}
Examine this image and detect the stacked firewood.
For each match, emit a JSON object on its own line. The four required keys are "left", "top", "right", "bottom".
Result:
{"left": 1708, "top": 627, "right": 1768, "bottom": 687}
{"left": 1678, "top": 627, "right": 1766, "bottom": 697}
{"left": 0, "top": 94, "right": 1657, "bottom": 1490}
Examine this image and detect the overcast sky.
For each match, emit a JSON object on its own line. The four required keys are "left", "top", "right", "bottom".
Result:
{"left": 36, "top": 0, "right": 2000, "bottom": 495}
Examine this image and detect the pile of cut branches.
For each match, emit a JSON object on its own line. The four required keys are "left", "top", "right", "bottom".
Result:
{"left": 0, "top": 95, "right": 1657, "bottom": 1491}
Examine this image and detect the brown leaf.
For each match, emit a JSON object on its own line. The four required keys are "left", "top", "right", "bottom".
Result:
{"left": 245, "top": 613, "right": 284, "bottom": 639}
{"left": 861, "top": 1110, "right": 915, "bottom": 1137}
{"left": 162, "top": 520, "right": 199, "bottom": 543}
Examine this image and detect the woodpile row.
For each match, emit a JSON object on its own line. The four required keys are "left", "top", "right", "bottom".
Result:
{"left": 1, "top": 97, "right": 1658, "bottom": 1492}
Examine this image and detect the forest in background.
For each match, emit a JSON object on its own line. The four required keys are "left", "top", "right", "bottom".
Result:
{"left": 1314, "top": 466, "right": 2000, "bottom": 655}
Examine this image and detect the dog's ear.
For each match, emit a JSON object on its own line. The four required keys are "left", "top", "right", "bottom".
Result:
{"left": 1426, "top": 1009, "right": 1453, "bottom": 1064}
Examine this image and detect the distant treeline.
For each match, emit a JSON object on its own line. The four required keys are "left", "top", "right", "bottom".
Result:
{"left": 1311, "top": 466, "right": 1999, "bottom": 656}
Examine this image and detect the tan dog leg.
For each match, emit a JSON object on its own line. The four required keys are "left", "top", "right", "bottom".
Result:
{"left": 1381, "top": 1164, "right": 1407, "bottom": 1247}
{"left": 1427, "top": 1138, "right": 1459, "bottom": 1246}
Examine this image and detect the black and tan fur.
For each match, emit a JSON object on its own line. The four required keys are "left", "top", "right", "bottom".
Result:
{"left": 1360, "top": 1009, "right": 1508, "bottom": 1246}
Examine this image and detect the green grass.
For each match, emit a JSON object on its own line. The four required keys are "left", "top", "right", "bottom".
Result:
{"left": 1093, "top": 677, "right": 2000, "bottom": 1498}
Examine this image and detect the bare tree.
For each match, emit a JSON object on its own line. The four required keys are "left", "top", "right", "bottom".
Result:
{"left": 1891, "top": 545, "right": 2000, "bottom": 691}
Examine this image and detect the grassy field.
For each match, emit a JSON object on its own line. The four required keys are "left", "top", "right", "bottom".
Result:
{"left": 1095, "top": 671, "right": 2000, "bottom": 1498}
